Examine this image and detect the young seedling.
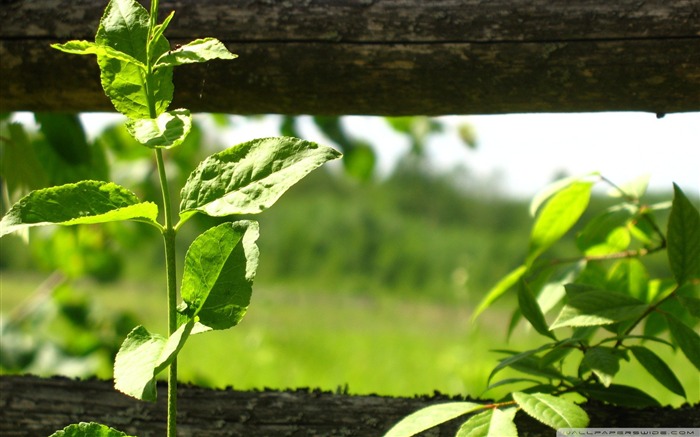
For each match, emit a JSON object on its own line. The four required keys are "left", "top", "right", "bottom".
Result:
{"left": 0, "top": 0, "right": 341, "bottom": 435}
{"left": 385, "top": 175, "right": 700, "bottom": 436}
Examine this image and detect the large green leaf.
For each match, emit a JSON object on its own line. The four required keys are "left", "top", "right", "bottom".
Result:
{"left": 95, "top": 0, "right": 173, "bottom": 118}
{"left": 383, "top": 402, "right": 484, "bottom": 437}
{"left": 665, "top": 314, "right": 700, "bottom": 372}
{"left": 49, "top": 422, "right": 133, "bottom": 437}
{"left": 579, "top": 383, "right": 660, "bottom": 407}
{"left": 527, "top": 181, "right": 593, "bottom": 265}
{"left": 580, "top": 347, "right": 625, "bottom": 387}
{"left": 528, "top": 173, "right": 597, "bottom": 217}
{"left": 472, "top": 265, "right": 527, "bottom": 321}
{"left": 0, "top": 181, "right": 158, "bottom": 237}
{"left": 113, "top": 321, "right": 193, "bottom": 401}
{"left": 513, "top": 392, "right": 589, "bottom": 429}
{"left": 629, "top": 346, "right": 686, "bottom": 397}
{"left": 125, "top": 109, "right": 192, "bottom": 149}
{"left": 550, "top": 290, "right": 648, "bottom": 329}
{"left": 667, "top": 184, "right": 700, "bottom": 285}
{"left": 179, "top": 137, "right": 341, "bottom": 221}
{"left": 180, "top": 221, "right": 259, "bottom": 330}
{"left": 154, "top": 38, "right": 237, "bottom": 68}
{"left": 518, "top": 280, "right": 556, "bottom": 340}
{"left": 456, "top": 408, "right": 518, "bottom": 437}
{"left": 51, "top": 40, "right": 146, "bottom": 68}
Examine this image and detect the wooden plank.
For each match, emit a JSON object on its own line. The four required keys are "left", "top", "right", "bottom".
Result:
{"left": 2, "top": 376, "right": 699, "bottom": 436}
{"left": 1, "top": 0, "right": 699, "bottom": 114}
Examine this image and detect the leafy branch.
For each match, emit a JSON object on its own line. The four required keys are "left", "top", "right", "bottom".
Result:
{"left": 0, "top": 0, "right": 341, "bottom": 436}
{"left": 386, "top": 174, "right": 700, "bottom": 436}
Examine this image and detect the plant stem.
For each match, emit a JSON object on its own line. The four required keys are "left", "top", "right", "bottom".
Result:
{"left": 156, "top": 148, "right": 178, "bottom": 437}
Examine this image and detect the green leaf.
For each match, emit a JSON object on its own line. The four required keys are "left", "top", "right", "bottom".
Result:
{"left": 606, "top": 259, "right": 650, "bottom": 302}
{"left": 513, "top": 392, "right": 589, "bottom": 430}
{"left": 125, "top": 109, "right": 192, "bottom": 149}
{"left": 488, "top": 344, "right": 555, "bottom": 383}
{"left": 529, "top": 173, "right": 597, "bottom": 216}
{"left": 456, "top": 408, "right": 518, "bottom": 437}
{"left": 518, "top": 280, "right": 556, "bottom": 340}
{"left": 667, "top": 184, "right": 700, "bottom": 284}
{"left": 665, "top": 314, "right": 700, "bottom": 372}
{"left": 114, "top": 321, "right": 194, "bottom": 401}
{"left": 155, "top": 37, "right": 237, "bottom": 68}
{"left": 181, "top": 221, "right": 259, "bottom": 330}
{"left": 508, "top": 355, "right": 565, "bottom": 381}
{"left": 581, "top": 347, "right": 624, "bottom": 387}
{"left": 51, "top": 40, "right": 146, "bottom": 69}
{"left": 608, "top": 174, "right": 650, "bottom": 199}
{"left": 576, "top": 207, "right": 633, "bottom": 255}
{"left": 49, "top": 422, "right": 133, "bottom": 437}
{"left": 179, "top": 137, "right": 341, "bottom": 221}
{"left": 0, "top": 122, "right": 48, "bottom": 196}
{"left": 678, "top": 294, "right": 700, "bottom": 319}
{"left": 579, "top": 383, "right": 660, "bottom": 407}
{"left": 0, "top": 181, "right": 158, "bottom": 237}
{"left": 629, "top": 346, "right": 686, "bottom": 397}
{"left": 528, "top": 181, "right": 593, "bottom": 264}
{"left": 149, "top": 11, "right": 175, "bottom": 61}
{"left": 95, "top": 0, "right": 173, "bottom": 118}
{"left": 550, "top": 290, "right": 648, "bottom": 329}
{"left": 383, "top": 402, "right": 484, "bottom": 437}
{"left": 472, "top": 265, "right": 527, "bottom": 321}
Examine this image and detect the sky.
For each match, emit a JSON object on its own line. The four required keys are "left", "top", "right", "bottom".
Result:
{"left": 16, "top": 111, "right": 698, "bottom": 201}
{"left": 343, "top": 112, "right": 699, "bottom": 199}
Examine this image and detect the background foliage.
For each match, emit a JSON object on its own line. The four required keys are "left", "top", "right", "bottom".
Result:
{"left": 1, "top": 113, "right": 696, "bottom": 407}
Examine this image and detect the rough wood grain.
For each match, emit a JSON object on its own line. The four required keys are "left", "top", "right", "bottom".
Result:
{"left": 1, "top": 0, "right": 699, "bottom": 115}
{"left": 1, "top": 376, "right": 699, "bottom": 436}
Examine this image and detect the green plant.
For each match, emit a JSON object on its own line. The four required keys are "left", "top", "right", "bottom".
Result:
{"left": 0, "top": 0, "right": 340, "bottom": 435}
{"left": 385, "top": 174, "right": 699, "bottom": 436}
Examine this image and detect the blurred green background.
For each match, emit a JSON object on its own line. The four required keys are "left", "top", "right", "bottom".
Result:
{"left": 1, "top": 113, "right": 696, "bottom": 407}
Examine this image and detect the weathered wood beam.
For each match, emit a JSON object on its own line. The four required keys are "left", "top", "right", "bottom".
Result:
{"left": 2, "top": 376, "right": 699, "bottom": 436}
{"left": 1, "top": 1, "right": 699, "bottom": 115}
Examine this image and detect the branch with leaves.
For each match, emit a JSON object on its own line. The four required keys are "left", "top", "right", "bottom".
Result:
{"left": 385, "top": 174, "right": 700, "bottom": 436}
{"left": 0, "top": 0, "right": 340, "bottom": 436}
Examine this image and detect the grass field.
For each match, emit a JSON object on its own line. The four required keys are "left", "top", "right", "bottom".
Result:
{"left": 1, "top": 271, "right": 697, "bottom": 406}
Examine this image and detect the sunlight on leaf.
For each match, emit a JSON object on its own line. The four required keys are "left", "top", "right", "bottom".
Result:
{"left": 179, "top": 137, "right": 341, "bottom": 222}
{"left": 125, "top": 109, "right": 192, "bottom": 149}
{"left": 49, "top": 422, "right": 133, "bottom": 437}
{"left": 456, "top": 408, "right": 518, "bottom": 437}
{"left": 114, "top": 321, "right": 194, "bottom": 401}
{"left": 0, "top": 181, "right": 158, "bottom": 237}
{"left": 383, "top": 402, "right": 484, "bottom": 437}
{"left": 51, "top": 40, "right": 146, "bottom": 69}
{"left": 513, "top": 392, "right": 589, "bottom": 430}
{"left": 180, "top": 221, "right": 259, "bottom": 331}
{"left": 550, "top": 290, "right": 648, "bottom": 329}
{"left": 95, "top": 0, "right": 173, "bottom": 118}
{"left": 155, "top": 38, "right": 237, "bottom": 68}
{"left": 527, "top": 181, "right": 593, "bottom": 265}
